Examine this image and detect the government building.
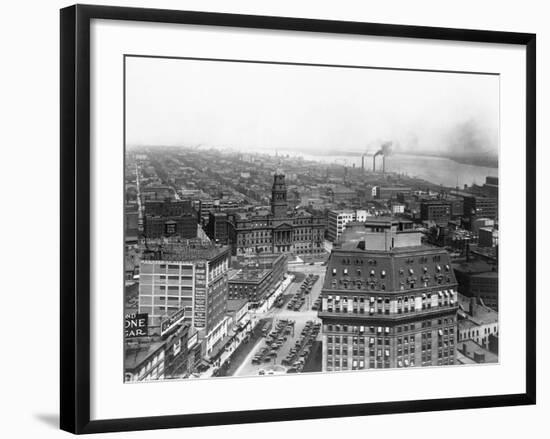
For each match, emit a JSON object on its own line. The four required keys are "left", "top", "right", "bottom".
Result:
{"left": 318, "top": 218, "right": 459, "bottom": 371}
{"left": 228, "top": 174, "right": 325, "bottom": 256}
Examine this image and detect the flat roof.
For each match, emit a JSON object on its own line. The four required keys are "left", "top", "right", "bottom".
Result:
{"left": 229, "top": 268, "right": 271, "bottom": 283}
{"left": 227, "top": 298, "right": 248, "bottom": 312}
{"left": 125, "top": 341, "right": 165, "bottom": 371}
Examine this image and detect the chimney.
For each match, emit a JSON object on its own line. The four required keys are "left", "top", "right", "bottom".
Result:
{"left": 382, "top": 155, "right": 386, "bottom": 174}
{"left": 373, "top": 156, "right": 376, "bottom": 172}
{"left": 362, "top": 155, "right": 365, "bottom": 171}
{"left": 470, "top": 296, "right": 477, "bottom": 317}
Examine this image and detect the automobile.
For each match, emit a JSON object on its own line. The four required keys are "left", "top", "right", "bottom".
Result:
{"left": 309, "top": 262, "right": 315, "bottom": 265}
{"left": 258, "top": 369, "right": 265, "bottom": 375}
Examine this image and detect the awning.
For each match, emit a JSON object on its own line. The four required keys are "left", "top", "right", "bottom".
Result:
{"left": 438, "top": 291, "right": 443, "bottom": 298}
{"left": 444, "top": 291, "right": 449, "bottom": 297}
{"left": 422, "top": 293, "right": 427, "bottom": 299}
{"left": 404, "top": 359, "right": 409, "bottom": 367}
{"left": 385, "top": 327, "right": 390, "bottom": 334}
{"left": 438, "top": 329, "right": 443, "bottom": 336}
{"left": 398, "top": 360, "right": 403, "bottom": 367}
{"left": 385, "top": 349, "right": 390, "bottom": 356}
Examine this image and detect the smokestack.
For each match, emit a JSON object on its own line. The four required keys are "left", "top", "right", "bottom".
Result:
{"left": 373, "top": 155, "right": 376, "bottom": 172}
{"left": 470, "top": 296, "right": 477, "bottom": 317}
{"left": 383, "top": 155, "right": 386, "bottom": 174}
{"left": 362, "top": 155, "right": 365, "bottom": 171}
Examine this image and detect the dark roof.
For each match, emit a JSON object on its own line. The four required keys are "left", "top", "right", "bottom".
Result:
{"left": 143, "top": 244, "right": 230, "bottom": 262}
{"left": 125, "top": 341, "right": 165, "bottom": 371}
{"left": 322, "top": 245, "right": 457, "bottom": 294}
{"left": 226, "top": 298, "right": 248, "bottom": 312}
{"left": 453, "top": 260, "right": 496, "bottom": 275}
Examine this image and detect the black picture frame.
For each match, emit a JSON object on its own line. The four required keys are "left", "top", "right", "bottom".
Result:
{"left": 60, "top": 4, "right": 536, "bottom": 434}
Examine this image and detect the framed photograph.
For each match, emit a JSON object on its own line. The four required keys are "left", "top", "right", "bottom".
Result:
{"left": 60, "top": 4, "right": 536, "bottom": 434}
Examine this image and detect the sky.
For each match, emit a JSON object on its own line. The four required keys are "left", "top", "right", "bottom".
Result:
{"left": 125, "top": 56, "right": 499, "bottom": 158}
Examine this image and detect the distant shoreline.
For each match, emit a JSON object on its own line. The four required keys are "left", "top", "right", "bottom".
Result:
{"left": 304, "top": 150, "right": 499, "bottom": 169}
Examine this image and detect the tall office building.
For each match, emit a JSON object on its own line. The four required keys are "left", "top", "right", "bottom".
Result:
{"left": 318, "top": 218, "right": 459, "bottom": 371}
{"left": 138, "top": 244, "right": 231, "bottom": 333}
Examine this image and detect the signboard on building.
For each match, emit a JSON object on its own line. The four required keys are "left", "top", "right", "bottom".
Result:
{"left": 194, "top": 262, "right": 208, "bottom": 328}
{"left": 160, "top": 308, "right": 186, "bottom": 336}
{"left": 187, "top": 331, "right": 199, "bottom": 349}
{"left": 125, "top": 313, "right": 148, "bottom": 338}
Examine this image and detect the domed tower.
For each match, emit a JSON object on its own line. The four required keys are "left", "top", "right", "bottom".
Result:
{"left": 271, "top": 174, "right": 288, "bottom": 217}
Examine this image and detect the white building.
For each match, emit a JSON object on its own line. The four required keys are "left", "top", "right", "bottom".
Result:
{"left": 327, "top": 209, "right": 373, "bottom": 242}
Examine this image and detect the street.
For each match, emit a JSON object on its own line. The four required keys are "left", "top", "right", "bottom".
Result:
{"left": 233, "top": 262, "right": 326, "bottom": 377}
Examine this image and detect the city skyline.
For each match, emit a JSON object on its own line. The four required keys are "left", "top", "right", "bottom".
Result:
{"left": 124, "top": 56, "right": 499, "bottom": 382}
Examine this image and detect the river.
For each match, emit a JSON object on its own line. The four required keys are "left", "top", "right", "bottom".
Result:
{"left": 298, "top": 153, "right": 498, "bottom": 188}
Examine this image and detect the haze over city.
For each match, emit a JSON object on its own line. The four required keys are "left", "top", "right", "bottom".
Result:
{"left": 125, "top": 56, "right": 499, "bottom": 162}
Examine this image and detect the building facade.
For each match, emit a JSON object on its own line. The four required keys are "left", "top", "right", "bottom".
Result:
{"left": 318, "top": 219, "right": 459, "bottom": 371}
{"left": 228, "top": 254, "right": 287, "bottom": 307}
{"left": 327, "top": 210, "right": 357, "bottom": 242}
{"left": 143, "top": 199, "right": 198, "bottom": 240}
{"left": 138, "top": 244, "right": 231, "bottom": 331}
{"left": 228, "top": 174, "right": 325, "bottom": 255}
{"left": 206, "top": 211, "right": 229, "bottom": 244}
{"left": 463, "top": 195, "right": 498, "bottom": 222}
{"left": 420, "top": 200, "right": 451, "bottom": 225}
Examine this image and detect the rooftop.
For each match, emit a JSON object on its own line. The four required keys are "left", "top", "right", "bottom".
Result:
{"left": 322, "top": 244, "right": 457, "bottom": 294}
{"left": 229, "top": 268, "right": 271, "bottom": 283}
{"left": 125, "top": 340, "right": 165, "bottom": 371}
{"left": 453, "top": 260, "right": 497, "bottom": 275}
{"left": 142, "top": 244, "right": 230, "bottom": 262}
{"left": 226, "top": 298, "right": 249, "bottom": 312}
{"left": 458, "top": 339, "right": 498, "bottom": 363}
{"left": 458, "top": 295, "right": 498, "bottom": 325}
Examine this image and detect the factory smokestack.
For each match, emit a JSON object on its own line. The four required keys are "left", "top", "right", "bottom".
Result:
{"left": 373, "top": 141, "right": 393, "bottom": 174}
{"left": 362, "top": 155, "right": 365, "bottom": 171}
{"left": 373, "top": 155, "right": 376, "bottom": 172}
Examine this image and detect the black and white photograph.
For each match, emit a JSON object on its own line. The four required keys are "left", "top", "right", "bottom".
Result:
{"left": 124, "top": 56, "right": 500, "bottom": 382}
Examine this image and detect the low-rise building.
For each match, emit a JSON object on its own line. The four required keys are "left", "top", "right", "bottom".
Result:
{"left": 124, "top": 340, "right": 166, "bottom": 382}
{"left": 457, "top": 295, "right": 498, "bottom": 349}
